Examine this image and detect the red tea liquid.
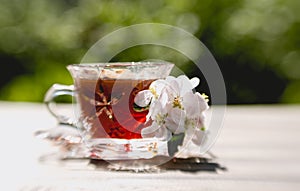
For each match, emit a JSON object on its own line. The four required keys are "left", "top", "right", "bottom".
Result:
{"left": 76, "top": 78, "right": 153, "bottom": 139}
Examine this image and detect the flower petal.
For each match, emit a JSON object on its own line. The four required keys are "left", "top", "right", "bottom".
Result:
{"left": 195, "top": 92, "right": 209, "bottom": 112}
{"left": 155, "top": 126, "right": 172, "bottom": 141}
{"left": 150, "top": 79, "right": 169, "bottom": 97}
{"left": 182, "top": 92, "right": 200, "bottom": 118}
{"left": 196, "top": 113, "right": 205, "bottom": 128}
{"left": 141, "top": 123, "right": 172, "bottom": 141}
{"left": 190, "top": 77, "right": 200, "bottom": 88}
{"left": 149, "top": 100, "right": 162, "bottom": 119}
{"left": 165, "top": 107, "right": 186, "bottom": 134}
{"left": 165, "top": 75, "right": 176, "bottom": 82}
{"left": 141, "top": 122, "right": 161, "bottom": 138}
{"left": 157, "top": 88, "right": 169, "bottom": 108}
{"left": 174, "top": 127, "right": 207, "bottom": 158}
{"left": 176, "top": 75, "right": 194, "bottom": 95}
{"left": 168, "top": 79, "right": 180, "bottom": 97}
{"left": 134, "top": 90, "right": 152, "bottom": 107}
{"left": 188, "top": 127, "right": 206, "bottom": 146}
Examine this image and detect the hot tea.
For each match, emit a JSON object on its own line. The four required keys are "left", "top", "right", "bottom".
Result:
{"left": 76, "top": 78, "right": 154, "bottom": 139}
{"left": 45, "top": 62, "right": 174, "bottom": 141}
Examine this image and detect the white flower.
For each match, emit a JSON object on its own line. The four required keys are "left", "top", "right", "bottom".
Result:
{"left": 175, "top": 127, "right": 207, "bottom": 158}
{"left": 134, "top": 75, "right": 209, "bottom": 145}
{"left": 134, "top": 75, "right": 199, "bottom": 108}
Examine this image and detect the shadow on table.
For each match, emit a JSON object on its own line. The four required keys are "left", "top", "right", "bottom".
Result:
{"left": 89, "top": 156, "right": 227, "bottom": 173}
{"left": 39, "top": 152, "right": 227, "bottom": 173}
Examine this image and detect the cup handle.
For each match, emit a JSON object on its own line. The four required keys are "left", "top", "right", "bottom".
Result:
{"left": 44, "top": 84, "right": 75, "bottom": 126}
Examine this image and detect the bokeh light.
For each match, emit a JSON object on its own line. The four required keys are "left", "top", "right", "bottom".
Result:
{"left": 0, "top": 0, "right": 299, "bottom": 103}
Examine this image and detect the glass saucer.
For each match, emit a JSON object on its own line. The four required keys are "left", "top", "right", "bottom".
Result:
{"left": 35, "top": 124, "right": 223, "bottom": 171}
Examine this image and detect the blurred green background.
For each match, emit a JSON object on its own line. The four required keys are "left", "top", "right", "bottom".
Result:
{"left": 1, "top": 0, "right": 300, "bottom": 104}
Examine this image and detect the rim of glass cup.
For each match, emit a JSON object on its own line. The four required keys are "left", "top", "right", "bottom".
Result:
{"left": 68, "top": 61, "right": 174, "bottom": 68}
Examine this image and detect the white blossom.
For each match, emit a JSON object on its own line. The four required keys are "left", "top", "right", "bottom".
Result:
{"left": 134, "top": 75, "right": 209, "bottom": 148}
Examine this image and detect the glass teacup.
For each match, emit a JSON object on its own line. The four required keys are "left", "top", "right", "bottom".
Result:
{"left": 44, "top": 62, "right": 174, "bottom": 161}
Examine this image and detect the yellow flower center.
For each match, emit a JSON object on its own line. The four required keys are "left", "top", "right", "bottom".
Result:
{"left": 173, "top": 96, "right": 183, "bottom": 109}
{"left": 201, "top": 93, "right": 209, "bottom": 102}
{"left": 150, "top": 87, "right": 158, "bottom": 99}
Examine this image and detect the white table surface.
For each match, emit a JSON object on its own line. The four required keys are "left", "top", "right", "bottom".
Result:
{"left": 1, "top": 102, "right": 300, "bottom": 191}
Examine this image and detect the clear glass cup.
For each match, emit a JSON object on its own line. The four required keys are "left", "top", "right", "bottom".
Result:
{"left": 44, "top": 62, "right": 174, "bottom": 162}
